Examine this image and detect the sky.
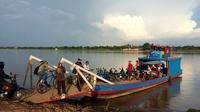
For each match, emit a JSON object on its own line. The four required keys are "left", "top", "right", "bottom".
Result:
{"left": 0, "top": 0, "right": 200, "bottom": 46}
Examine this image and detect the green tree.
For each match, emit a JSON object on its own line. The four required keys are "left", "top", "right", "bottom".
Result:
{"left": 142, "top": 42, "right": 151, "bottom": 50}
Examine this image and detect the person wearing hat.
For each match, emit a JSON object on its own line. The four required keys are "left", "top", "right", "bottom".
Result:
{"left": 0, "top": 62, "right": 11, "bottom": 92}
{"left": 37, "top": 61, "right": 50, "bottom": 87}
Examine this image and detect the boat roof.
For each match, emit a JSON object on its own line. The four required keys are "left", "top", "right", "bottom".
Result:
{"left": 143, "top": 61, "right": 163, "bottom": 65}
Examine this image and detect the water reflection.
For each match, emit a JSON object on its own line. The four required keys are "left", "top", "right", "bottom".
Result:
{"left": 81, "top": 78, "right": 182, "bottom": 112}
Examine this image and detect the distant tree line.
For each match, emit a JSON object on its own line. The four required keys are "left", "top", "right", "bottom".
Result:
{"left": 0, "top": 45, "right": 140, "bottom": 50}
{"left": 0, "top": 43, "right": 200, "bottom": 51}
{"left": 172, "top": 46, "right": 200, "bottom": 51}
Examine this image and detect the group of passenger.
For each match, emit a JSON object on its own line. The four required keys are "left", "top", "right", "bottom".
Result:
{"left": 141, "top": 63, "right": 167, "bottom": 80}
{"left": 97, "top": 60, "right": 167, "bottom": 82}
{"left": 34, "top": 58, "right": 91, "bottom": 96}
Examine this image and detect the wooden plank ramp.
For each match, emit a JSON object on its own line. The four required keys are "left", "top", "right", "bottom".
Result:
{"left": 21, "top": 84, "right": 91, "bottom": 104}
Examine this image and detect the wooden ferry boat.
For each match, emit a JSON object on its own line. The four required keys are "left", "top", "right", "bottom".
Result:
{"left": 22, "top": 44, "right": 182, "bottom": 103}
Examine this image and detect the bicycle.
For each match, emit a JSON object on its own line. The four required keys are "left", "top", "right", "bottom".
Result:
{"left": 36, "top": 71, "right": 56, "bottom": 94}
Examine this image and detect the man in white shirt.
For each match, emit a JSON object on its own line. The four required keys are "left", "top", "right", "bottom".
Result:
{"left": 83, "top": 61, "right": 91, "bottom": 82}
{"left": 83, "top": 61, "right": 89, "bottom": 71}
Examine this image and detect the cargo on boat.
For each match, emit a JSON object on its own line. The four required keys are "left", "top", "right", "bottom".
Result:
{"left": 22, "top": 44, "right": 182, "bottom": 103}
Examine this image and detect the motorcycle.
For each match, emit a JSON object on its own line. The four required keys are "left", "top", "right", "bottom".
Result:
{"left": 0, "top": 73, "right": 23, "bottom": 100}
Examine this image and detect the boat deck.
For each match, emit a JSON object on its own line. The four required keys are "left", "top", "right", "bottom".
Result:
{"left": 21, "top": 84, "right": 90, "bottom": 104}
{"left": 21, "top": 79, "right": 142, "bottom": 104}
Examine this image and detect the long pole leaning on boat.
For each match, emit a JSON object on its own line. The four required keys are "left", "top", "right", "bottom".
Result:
{"left": 60, "top": 57, "right": 114, "bottom": 89}
{"left": 23, "top": 55, "right": 56, "bottom": 89}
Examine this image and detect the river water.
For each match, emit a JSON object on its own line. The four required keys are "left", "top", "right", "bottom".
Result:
{"left": 0, "top": 49, "right": 200, "bottom": 112}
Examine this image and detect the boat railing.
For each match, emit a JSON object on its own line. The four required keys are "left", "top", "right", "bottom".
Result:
{"left": 60, "top": 57, "right": 114, "bottom": 90}
{"left": 23, "top": 55, "right": 114, "bottom": 91}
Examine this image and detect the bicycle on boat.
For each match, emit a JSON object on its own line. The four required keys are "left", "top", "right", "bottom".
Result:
{"left": 36, "top": 71, "right": 56, "bottom": 94}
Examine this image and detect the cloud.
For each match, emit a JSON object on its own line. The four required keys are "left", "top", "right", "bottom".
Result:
{"left": 94, "top": 0, "right": 200, "bottom": 41}
{"left": 1, "top": 0, "right": 200, "bottom": 46}
{"left": 95, "top": 14, "right": 200, "bottom": 41}
{"left": 95, "top": 15, "right": 152, "bottom": 40}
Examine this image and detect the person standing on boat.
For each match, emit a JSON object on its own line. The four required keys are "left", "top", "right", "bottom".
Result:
{"left": 127, "top": 61, "right": 134, "bottom": 80}
{"left": 83, "top": 61, "right": 91, "bottom": 82}
{"left": 83, "top": 61, "right": 89, "bottom": 71}
{"left": 74, "top": 58, "right": 84, "bottom": 91}
{"left": 55, "top": 62, "right": 66, "bottom": 96}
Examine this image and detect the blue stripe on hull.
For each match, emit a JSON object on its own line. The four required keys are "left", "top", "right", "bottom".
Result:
{"left": 95, "top": 76, "right": 169, "bottom": 91}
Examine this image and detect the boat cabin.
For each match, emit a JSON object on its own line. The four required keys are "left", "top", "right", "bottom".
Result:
{"left": 139, "top": 44, "right": 182, "bottom": 78}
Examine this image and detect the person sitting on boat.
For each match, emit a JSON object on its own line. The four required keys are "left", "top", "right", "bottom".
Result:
{"left": 142, "top": 71, "right": 148, "bottom": 80}
{"left": 150, "top": 64, "right": 158, "bottom": 79}
{"left": 55, "top": 62, "right": 66, "bottom": 96}
{"left": 136, "top": 70, "right": 140, "bottom": 80}
{"left": 35, "top": 61, "right": 52, "bottom": 87}
{"left": 146, "top": 65, "right": 152, "bottom": 79}
{"left": 157, "top": 64, "right": 163, "bottom": 78}
{"left": 127, "top": 61, "right": 134, "bottom": 80}
{"left": 0, "top": 62, "right": 11, "bottom": 92}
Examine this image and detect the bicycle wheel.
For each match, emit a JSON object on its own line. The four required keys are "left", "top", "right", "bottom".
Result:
{"left": 36, "top": 81, "right": 48, "bottom": 94}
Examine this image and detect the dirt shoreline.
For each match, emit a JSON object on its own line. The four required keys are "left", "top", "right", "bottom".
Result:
{"left": 0, "top": 100, "right": 87, "bottom": 112}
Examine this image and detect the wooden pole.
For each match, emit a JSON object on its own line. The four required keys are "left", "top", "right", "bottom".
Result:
{"left": 30, "top": 62, "right": 33, "bottom": 89}
{"left": 60, "top": 58, "right": 114, "bottom": 85}
{"left": 30, "top": 55, "right": 42, "bottom": 62}
{"left": 23, "top": 63, "right": 30, "bottom": 87}
{"left": 76, "top": 68, "right": 94, "bottom": 90}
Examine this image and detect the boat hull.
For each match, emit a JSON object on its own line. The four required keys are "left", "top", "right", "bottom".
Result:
{"left": 89, "top": 75, "right": 180, "bottom": 99}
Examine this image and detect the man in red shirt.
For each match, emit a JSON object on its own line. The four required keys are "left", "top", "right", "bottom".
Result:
{"left": 127, "top": 61, "right": 134, "bottom": 80}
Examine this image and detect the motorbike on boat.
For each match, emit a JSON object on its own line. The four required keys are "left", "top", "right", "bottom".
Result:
{"left": 0, "top": 73, "right": 23, "bottom": 100}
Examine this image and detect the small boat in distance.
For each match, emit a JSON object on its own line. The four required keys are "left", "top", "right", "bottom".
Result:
{"left": 89, "top": 44, "right": 182, "bottom": 99}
